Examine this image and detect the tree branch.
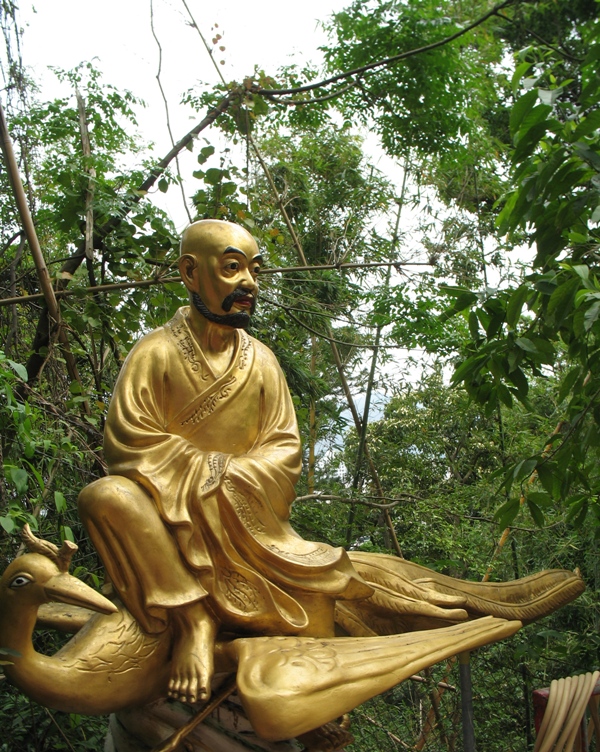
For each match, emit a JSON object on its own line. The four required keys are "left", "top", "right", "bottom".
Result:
{"left": 254, "top": 0, "right": 515, "bottom": 97}
{"left": 19, "top": 91, "right": 236, "bottom": 384}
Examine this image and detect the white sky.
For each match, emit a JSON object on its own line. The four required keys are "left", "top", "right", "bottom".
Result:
{"left": 18, "top": 0, "right": 413, "bottom": 234}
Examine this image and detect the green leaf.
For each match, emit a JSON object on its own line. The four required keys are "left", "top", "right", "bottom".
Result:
{"left": 451, "top": 353, "right": 487, "bottom": 385}
{"left": 468, "top": 311, "right": 480, "bottom": 340}
{"left": 558, "top": 366, "right": 581, "bottom": 403}
{"left": 572, "top": 109, "right": 600, "bottom": 141}
{"left": 24, "top": 461, "right": 44, "bottom": 492}
{"left": 506, "top": 285, "right": 530, "bottom": 328}
{"left": 497, "top": 383, "right": 513, "bottom": 408}
{"left": 515, "top": 337, "right": 537, "bottom": 354}
{"left": 547, "top": 276, "right": 580, "bottom": 315}
{"left": 513, "top": 121, "right": 550, "bottom": 163}
{"left": 494, "top": 497, "right": 520, "bottom": 530}
{"left": 9, "top": 467, "right": 28, "bottom": 494}
{"left": 513, "top": 457, "right": 538, "bottom": 483}
{"left": 527, "top": 498, "right": 545, "bottom": 527}
{"left": 204, "top": 168, "right": 224, "bottom": 186}
{"left": 69, "top": 381, "right": 83, "bottom": 395}
{"left": 536, "top": 463, "right": 561, "bottom": 498}
{"left": 507, "top": 367, "right": 529, "bottom": 397}
{"left": 197, "top": 145, "right": 215, "bottom": 164}
{"left": 7, "top": 359, "right": 28, "bottom": 381}
{"left": 511, "top": 62, "right": 533, "bottom": 94}
{"left": 61, "top": 525, "right": 75, "bottom": 543}
{"left": 584, "top": 300, "right": 600, "bottom": 331}
{"left": 509, "top": 89, "right": 538, "bottom": 135}
{"left": 527, "top": 492, "right": 552, "bottom": 508}
{"left": 0, "top": 516, "right": 15, "bottom": 534}
{"left": 565, "top": 495, "right": 588, "bottom": 527}
{"left": 158, "top": 178, "right": 168, "bottom": 193}
{"left": 54, "top": 491, "right": 67, "bottom": 513}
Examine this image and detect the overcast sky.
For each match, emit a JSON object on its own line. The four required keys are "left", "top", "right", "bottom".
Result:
{"left": 19, "top": 1, "right": 344, "bottom": 147}
{"left": 15, "top": 0, "right": 362, "bottom": 228}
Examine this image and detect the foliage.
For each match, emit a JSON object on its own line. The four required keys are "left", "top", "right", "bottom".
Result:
{"left": 446, "top": 9, "right": 600, "bottom": 534}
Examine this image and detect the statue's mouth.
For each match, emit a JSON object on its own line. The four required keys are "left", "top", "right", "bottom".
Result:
{"left": 233, "top": 295, "right": 254, "bottom": 309}
{"left": 222, "top": 288, "right": 256, "bottom": 313}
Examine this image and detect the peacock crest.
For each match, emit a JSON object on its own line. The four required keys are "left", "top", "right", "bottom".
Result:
{"left": 21, "top": 523, "right": 77, "bottom": 573}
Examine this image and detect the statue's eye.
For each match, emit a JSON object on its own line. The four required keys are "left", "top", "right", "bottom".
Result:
{"left": 10, "top": 574, "right": 33, "bottom": 589}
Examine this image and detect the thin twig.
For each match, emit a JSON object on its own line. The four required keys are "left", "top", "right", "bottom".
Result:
{"left": 495, "top": 11, "right": 582, "bottom": 63}
{"left": 181, "top": 0, "right": 227, "bottom": 86}
{"left": 151, "top": 676, "right": 236, "bottom": 752}
{"left": 150, "top": 0, "right": 193, "bottom": 224}
{"left": 42, "top": 708, "right": 77, "bottom": 752}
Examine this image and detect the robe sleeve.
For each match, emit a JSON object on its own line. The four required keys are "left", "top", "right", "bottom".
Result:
{"left": 225, "top": 343, "right": 302, "bottom": 523}
{"left": 103, "top": 329, "right": 227, "bottom": 528}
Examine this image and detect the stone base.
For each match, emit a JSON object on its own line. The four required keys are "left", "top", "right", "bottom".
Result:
{"left": 104, "top": 692, "right": 302, "bottom": 752}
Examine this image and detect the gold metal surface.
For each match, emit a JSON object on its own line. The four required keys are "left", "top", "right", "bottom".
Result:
{"left": 1, "top": 220, "right": 586, "bottom": 744}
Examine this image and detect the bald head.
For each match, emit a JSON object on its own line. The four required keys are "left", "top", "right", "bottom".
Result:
{"left": 180, "top": 220, "right": 258, "bottom": 260}
{"left": 178, "top": 220, "right": 262, "bottom": 329}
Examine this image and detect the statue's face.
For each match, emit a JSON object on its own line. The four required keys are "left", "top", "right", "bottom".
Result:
{"left": 179, "top": 220, "right": 262, "bottom": 328}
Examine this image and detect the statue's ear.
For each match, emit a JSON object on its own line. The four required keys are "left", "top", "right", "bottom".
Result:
{"left": 178, "top": 254, "right": 198, "bottom": 290}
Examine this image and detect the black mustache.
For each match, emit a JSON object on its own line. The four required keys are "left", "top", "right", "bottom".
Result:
{"left": 222, "top": 288, "right": 256, "bottom": 313}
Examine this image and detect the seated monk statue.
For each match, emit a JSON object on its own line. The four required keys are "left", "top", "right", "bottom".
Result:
{"left": 78, "top": 219, "right": 582, "bottom": 712}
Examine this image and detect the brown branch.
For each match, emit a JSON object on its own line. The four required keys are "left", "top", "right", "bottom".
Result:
{"left": 261, "top": 82, "right": 356, "bottom": 106}
{"left": 254, "top": 0, "right": 515, "bottom": 97}
{"left": 180, "top": 0, "right": 227, "bottom": 87}
{"left": 0, "top": 259, "right": 430, "bottom": 308}
{"left": 4, "top": 233, "right": 24, "bottom": 352}
{"left": 76, "top": 90, "right": 95, "bottom": 264}
{"left": 261, "top": 259, "right": 431, "bottom": 274}
{"left": 264, "top": 297, "right": 385, "bottom": 350}
{"left": 294, "top": 493, "right": 557, "bottom": 533}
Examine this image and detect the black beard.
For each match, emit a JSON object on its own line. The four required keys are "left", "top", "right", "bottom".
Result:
{"left": 191, "top": 291, "right": 254, "bottom": 329}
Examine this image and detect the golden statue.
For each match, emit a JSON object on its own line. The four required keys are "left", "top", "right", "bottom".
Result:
{"left": 0, "top": 220, "right": 585, "bottom": 749}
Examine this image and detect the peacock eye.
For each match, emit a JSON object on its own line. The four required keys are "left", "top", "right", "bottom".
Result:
{"left": 10, "top": 574, "right": 33, "bottom": 589}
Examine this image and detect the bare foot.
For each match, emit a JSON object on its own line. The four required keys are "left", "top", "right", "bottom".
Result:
{"left": 167, "top": 601, "right": 217, "bottom": 705}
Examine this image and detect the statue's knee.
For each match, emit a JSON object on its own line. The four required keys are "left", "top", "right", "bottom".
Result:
{"left": 78, "top": 476, "right": 142, "bottom": 521}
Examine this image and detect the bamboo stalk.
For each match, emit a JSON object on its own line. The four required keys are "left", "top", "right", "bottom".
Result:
{"left": 0, "top": 99, "right": 91, "bottom": 414}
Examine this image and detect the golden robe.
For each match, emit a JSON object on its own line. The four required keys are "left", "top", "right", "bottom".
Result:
{"left": 101, "top": 307, "right": 371, "bottom": 635}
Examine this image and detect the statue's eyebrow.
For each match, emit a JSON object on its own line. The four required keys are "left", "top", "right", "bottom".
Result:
{"left": 223, "top": 246, "right": 263, "bottom": 265}
{"left": 223, "top": 245, "right": 245, "bottom": 257}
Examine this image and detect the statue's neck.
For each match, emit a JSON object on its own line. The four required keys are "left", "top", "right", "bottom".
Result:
{"left": 186, "top": 309, "right": 237, "bottom": 377}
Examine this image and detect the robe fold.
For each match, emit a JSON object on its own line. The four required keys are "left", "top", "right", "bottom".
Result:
{"left": 103, "top": 307, "right": 371, "bottom": 635}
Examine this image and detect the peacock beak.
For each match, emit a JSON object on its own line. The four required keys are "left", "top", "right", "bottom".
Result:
{"left": 44, "top": 572, "right": 118, "bottom": 615}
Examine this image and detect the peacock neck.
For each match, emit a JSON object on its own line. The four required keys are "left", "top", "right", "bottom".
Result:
{"left": 0, "top": 600, "right": 37, "bottom": 658}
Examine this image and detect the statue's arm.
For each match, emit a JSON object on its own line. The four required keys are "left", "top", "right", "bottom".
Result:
{"left": 226, "top": 344, "right": 302, "bottom": 521}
